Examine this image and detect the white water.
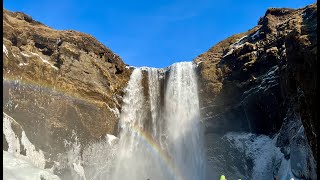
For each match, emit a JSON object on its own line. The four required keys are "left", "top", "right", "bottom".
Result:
{"left": 148, "top": 68, "right": 162, "bottom": 141}
{"left": 164, "top": 62, "right": 206, "bottom": 180}
{"left": 111, "top": 62, "right": 206, "bottom": 180}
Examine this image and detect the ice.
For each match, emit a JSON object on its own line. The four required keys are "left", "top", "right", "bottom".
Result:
{"left": 224, "top": 132, "right": 282, "bottom": 180}
{"left": 3, "top": 151, "right": 61, "bottom": 180}
{"left": 276, "top": 157, "right": 297, "bottom": 180}
{"left": 3, "top": 112, "right": 21, "bottom": 155}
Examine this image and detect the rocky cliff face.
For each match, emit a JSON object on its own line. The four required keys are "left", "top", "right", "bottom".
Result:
{"left": 3, "top": 8, "right": 131, "bottom": 173}
{"left": 3, "top": 3, "right": 317, "bottom": 180}
{"left": 195, "top": 3, "right": 317, "bottom": 179}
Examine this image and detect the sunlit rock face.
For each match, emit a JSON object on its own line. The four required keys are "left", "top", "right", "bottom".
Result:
{"left": 3, "top": 8, "right": 132, "bottom": 139}
{"left": 3, "top": 8, "right": 131, "bottom": 179}
{"left": 3, "top": 3, "right": 317, "bottom": 180}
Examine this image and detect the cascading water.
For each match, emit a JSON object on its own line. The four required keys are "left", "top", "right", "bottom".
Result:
{"left": 111, "top": 62, "right": 206, "bottom": 180}
{"left": 164, "top": 62, "right": 206, "bottom": 180}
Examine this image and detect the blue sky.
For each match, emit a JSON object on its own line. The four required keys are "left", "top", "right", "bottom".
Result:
{"left": 4, "top": 0, "right": 315, "bottom": 68}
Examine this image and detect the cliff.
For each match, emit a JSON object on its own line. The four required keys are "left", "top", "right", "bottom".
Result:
{"left": 3, "top": 8, "right": 131, "bottom": 166}
{"left": 2, "top": 3, "right": 317, "bottom": 179}
{"left": 195, "top": 3, "right": 317, "bottom": 178}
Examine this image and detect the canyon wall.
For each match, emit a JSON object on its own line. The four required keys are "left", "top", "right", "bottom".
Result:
{"left": 3, "top": 3, "right": 317, "bottom": 179}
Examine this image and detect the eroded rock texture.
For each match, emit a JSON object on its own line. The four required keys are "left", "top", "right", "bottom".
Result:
{"left": 2, "top": 3, "right": 317, "bottom": 179}
{"left": 195, "top": 3, "right": 317, "bottom": 178}
{"left": 3, "top": 9, "right": 132, "bottom": 170}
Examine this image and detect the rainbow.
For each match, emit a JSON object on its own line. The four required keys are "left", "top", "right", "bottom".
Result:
{"left": 3, "top": 78, "right": 188, "bottom": 179}
{"left": 3, "top": 78, "right": 101, "bottom": 105}
{"left": 128, "top": 124, "right": 186, "bottom": 180}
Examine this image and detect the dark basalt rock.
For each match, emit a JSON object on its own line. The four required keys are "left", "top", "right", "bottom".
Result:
{"left": 194, "top": 2, "right": 317, "bottom": 174}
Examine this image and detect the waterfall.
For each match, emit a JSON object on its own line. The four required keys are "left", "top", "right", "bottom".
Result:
{"left": 164, "top": 62, "right": 206, "bottom": 180}
{"left": 147, "top": 68, "right": 161, "bottom": 141}
{"left": 111, "top": 62, "right": 206, "bottom": 180}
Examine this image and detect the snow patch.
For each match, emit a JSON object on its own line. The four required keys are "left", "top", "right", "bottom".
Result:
{"left": 243, "top": 65, "right": 279, "bottom": 96}
{"left": 223, "top": 48, "right": 235, "bottom": 58}
{"left": 30, "top": 52, "right": 58, "bottom": 70}
{"left": 19, "top": 62, "right": 29, "bottom": 66}
{"left": 234, "top": 35, "right": 248, "bottom": 46}
{"left": 251, "top": 30, "right": 260, "bottom": 40}
{"left": 196, "top": 61, "right": 202, "bottom": 66}
{"left": 126, "top": 65, "right": 136, "bottom": 69}
{"left": 3, "top": 151, "right": 61, "bottom": 180}
{"left": 3, "top": 113, "right": 58, "bottom": 179}
{"left": 21, "top": 52, "right": 31, "bottom": 57}
{"left": 222, "top": 35, "right": 248, "bottom": 58}
{"left": 3, "top": 44, "right": 9, "bottom": 57}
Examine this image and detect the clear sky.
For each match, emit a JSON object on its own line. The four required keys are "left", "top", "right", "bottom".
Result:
{"left": 4, "top": 0, "right": 315, "bottom": 68}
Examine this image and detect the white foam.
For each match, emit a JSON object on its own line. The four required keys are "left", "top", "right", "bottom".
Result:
{"left": 81, "top": 135, "right": 118, "bottom": 179}
{"left": 72, "top": 162, "right": 86, "bottom": 180}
